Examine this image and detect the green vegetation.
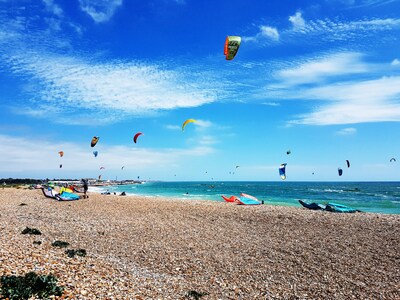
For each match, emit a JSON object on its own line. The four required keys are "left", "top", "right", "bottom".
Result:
{"left": 65, "top": 249, "right": 87, "bottom": 258}
{"left": 185, "top": 290, "right": 209, "bottom": 299}
{"left": 21, "top": 227, "right": 41, "bottom": 235}
{"left": 0, "top": 272, "right": 64, "bottom": 300}
{"left": 51, "top": 240, "right": 70, "bottom": 248}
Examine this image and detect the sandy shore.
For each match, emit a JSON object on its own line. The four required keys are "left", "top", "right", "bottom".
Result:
{"left": 0, "top": 188, "right": 399, "bottom": 299}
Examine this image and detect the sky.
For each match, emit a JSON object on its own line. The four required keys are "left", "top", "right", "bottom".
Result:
{"left": 1, "top": 0, "right": 400, "bottom": 181}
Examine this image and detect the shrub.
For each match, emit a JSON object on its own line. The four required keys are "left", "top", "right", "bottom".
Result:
{"left": 51, "top": 240, "right": 70, "bottom": 248}
{"left": 21, "top": 227, "right": 41, "bottom": 235}
{"left": 0, "top": 272, "right": 64, "bottom": 300}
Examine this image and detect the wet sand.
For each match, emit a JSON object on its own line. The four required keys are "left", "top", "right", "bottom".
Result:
{"left": 0, "top": 188, "right": 399, "bottom": 299}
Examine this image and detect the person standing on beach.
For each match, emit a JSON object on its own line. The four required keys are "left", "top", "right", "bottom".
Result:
{"left": 82, "top": 179, "right": 88, "bottom": 199}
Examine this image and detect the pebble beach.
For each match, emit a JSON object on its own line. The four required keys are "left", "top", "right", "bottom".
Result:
{"left": 1, "top": 188, "right": 399, "bottom": 299}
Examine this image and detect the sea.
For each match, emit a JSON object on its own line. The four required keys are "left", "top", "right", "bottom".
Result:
{"left": 90, "top": 181, "right": 400, "bottom": 215}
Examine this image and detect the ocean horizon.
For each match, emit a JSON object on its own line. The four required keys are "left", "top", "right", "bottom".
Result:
{"left": 89, "top": 181, "right": 400, "bottom": 215}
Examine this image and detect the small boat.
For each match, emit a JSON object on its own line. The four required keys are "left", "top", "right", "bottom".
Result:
{"left": 298, "top": 200, "right": 326, "bottom": 210}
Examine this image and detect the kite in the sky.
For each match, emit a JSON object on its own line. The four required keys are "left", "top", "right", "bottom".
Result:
{"left": 338, "top": 168, "right": 343, "bottom": 176}
{"left": 59, "top": 164, "right": 62, "bottom": 168}
{"left": 346, "top": 160, "right": 350, "bottom": 168}
{"left": 224, "top": 36, "right": 241, "bottom": 60}
{"left": 121, "top": 166, "right": 125, "bottom": 170}
{"left": 58, "top": 151, "right": 64, "bottom": 157}
{"left": 91, "top": 136, "right": 99, "bottom": 147}
{"left": 100, "top": 166, "right": 105, "bottom": 170}
{"left": 133, "top": 132, "right": 143, "bottom": 144}
{"left": 93, "top": 151, "right": 98, "bottom": 157}
{"left": 287, "top": 150, "right": 291, "bottom": 155}
{"left": 279, "top": 163, "right": 287, "bottom": 180}
{"left": 182, "top": 119, "right": 196, "bottom": 131}
{"left": 390, "top": 158, "right": 396, "bottom": 162}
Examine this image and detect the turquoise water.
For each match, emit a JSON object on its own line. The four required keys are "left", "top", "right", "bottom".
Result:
{"left": 91, "top": 181, "right": 400, "bottom": 214}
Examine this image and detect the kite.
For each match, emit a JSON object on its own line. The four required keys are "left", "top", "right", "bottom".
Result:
{"left": 390, "top": 158, "right": 396, "bottom": 162}
{"left": 133, "top": 132, "right": 143, "bottom": 144}
{"left": 91, "top": 136, "right": 99, "bottom": 147}
{"left": 98, "top": 175, "right": 102, "bottom": 180}
{"left": 236, "top": 165, "right": 240, "bottom": 169}
{"left": 58, "top": 151, "right": 64, "bottom": 157}
{"left": 287, "top": 150, "right": 291, "bottom": 155}
{"left": 93, "top": 151, "right": 98, "bottom": 157}
{"left": 121, "top": 166, "right": 125, "bottom": 170}
{"left": 182, "top": 119, "right": 196, "bottom": 131}
{"left": 100, "top": 166, "right": 105, "bottom": 170}
{"left": 279, "top": 163, "right": 287, "bottom": 180}
{"left": 224, "top": 36, "right": 241, "bottom": 60}
{"left": 59, "top": 164, "right": 62, "bottom": 168}
{"left": 346, "top": 160, "right": 350, "bottom": 168}
{"left": 338, "top": 168, "right": 343, "bottom": 176}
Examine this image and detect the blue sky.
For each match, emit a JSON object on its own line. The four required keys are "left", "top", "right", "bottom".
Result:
{"left": 1, "top": 0, "right": 400, "bottom": 181}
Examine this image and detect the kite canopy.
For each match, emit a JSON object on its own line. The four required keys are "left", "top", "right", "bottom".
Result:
{"left": 100, "top": 166, "right": 105, "bottom": 170}
{"left": 93, "top": 151, "right": 98, "bottom": 157}
{"left": 224, "top": 36, "right": 241, "bottom": 60}
{"left": 279, "top": 163, "right": 287, "bottom": 180}
{"left": 287, "top": 150, "right": 291, "bottom": 155}
{"left": 58, "top": 151, "right": 64, "bottom": 157}
{"left": 390, "top": 158, "right": 396, "bottom": 162}
{"left": 182, "top": 119, "right": 196, "bottom": 131}
{"left": 91, "top": 136, "right": 99, "bottom": 147}
{"left": 346, "top": 160, "right": 350, "bottom": 168}
{"left": 133, "top": 132, "right": 143, "bottom": 143}
{"left": 338, "top": 168, "right": 343, "bottom": 176}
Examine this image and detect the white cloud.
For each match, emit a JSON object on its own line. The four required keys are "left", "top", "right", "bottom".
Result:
{"left": 288, "top": 76, "right": 400, "bottom": 125}
{"left": 392, "top": 59, "right": 400, "bottom": 66}
{"left": 260, "top": 26, "right": 279, "bottom": 41}
{"left": 2, "top": 51, "right": 222, "bottom": 124}
{"left": 263, "top": 51, "right": 400, "bottom": 126}
{"left": 243, "top": 25, "right": 279, "bottom": 43}
{"left": 277, "top": 52, "right": 367, "bottom": 86}
{"left": 335, "top": 127, "right": 357, "bottom": 135}
{"left": 289, "top": 11, "right": 305, "bottom": 30}
{"left": 341, "top": 0, "right": 398, "bottom": 7}
{"left": 79, "top": 0, "right": 123, "bottom": 23}
{"left": 42, "top": 0, "right": 63, "bottom": 17}
{"left": 0, "top": 134, "right": 215, "bottom": 177}
{"left": 261, "top": 102, "right": 280, "bottom": 106}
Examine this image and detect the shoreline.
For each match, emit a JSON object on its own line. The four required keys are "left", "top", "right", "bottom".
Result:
{"left": 1, "top": 188, "right": 399, "bottom": 299}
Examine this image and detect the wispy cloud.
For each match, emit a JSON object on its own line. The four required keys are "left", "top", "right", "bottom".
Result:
{"left": 289, "top": 11, "right": 305, "bottom": 30}
{"left": 392, "top": 59, "right": 400, "bottom": 66}
{"left": 276, "top": 52, "right": 367, "bottom": 86}
{"left": 263, "top": 52, "right": 400, "bottom": 125}
{"left": 261, "top": 102, "right": 280, "bottom": 106}
{"left": 79, "top": 0, "right": 123, "bottom": 23}
{"left": 244, "top": 13, "right": 400, "bottom": 46}
{"left": 340, "top": 0, "right": 399, "bottom": 8}
{"left": 42, "top": 0, "right": 63, "bottom": 17}
{"left": 13, "top": 55, "right": 221, "bottom": 123}
{"left": 0, "top": 134, "right": 215, "bottom": 176}
{"left": 0, "top": 19, "right": 225, "bottom": 125}
{"left": 335, "top": 127, "right": 357, "bottom": 135}
{"left": 243, "top": 25, "right": 279, "bottom": 43}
